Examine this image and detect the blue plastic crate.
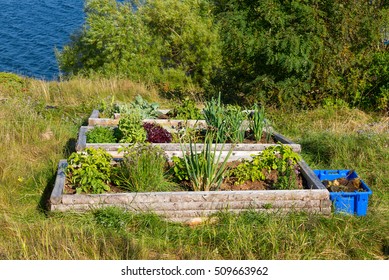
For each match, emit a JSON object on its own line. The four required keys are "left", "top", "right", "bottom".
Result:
{"left": 313, "top": 170, "right": 372, "bottom": 216}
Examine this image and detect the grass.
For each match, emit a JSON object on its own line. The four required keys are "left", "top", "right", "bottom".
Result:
{"left": 0, "top": 75, "right": 388, "bottom": 260}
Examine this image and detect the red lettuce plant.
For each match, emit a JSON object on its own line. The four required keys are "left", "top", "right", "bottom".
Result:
{"left": 143, "top": 122, "right": 172, "bottom": 143}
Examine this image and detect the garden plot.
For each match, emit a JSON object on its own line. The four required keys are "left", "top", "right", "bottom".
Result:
{"left": 49, "top": 144, "right": 331, "bottom": 223}
{"left": 50, "top": 160, "right": 330, "bottom": 223}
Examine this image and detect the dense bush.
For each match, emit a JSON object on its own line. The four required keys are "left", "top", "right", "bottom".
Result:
{"left": 211, "top": 0, "right": 388, "bottom": 111}
{"left": 57, "top": 0, "right": 221, "bottom": 93}
{"left": 57, "top": 0, "right": 389, "bottom": 112}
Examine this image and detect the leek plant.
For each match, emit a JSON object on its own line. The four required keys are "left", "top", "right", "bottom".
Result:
{"left": 177, "top": 133, "right": 233, "bottom": 191}
{"left": 249, "top": 104, "right": 272, "bottom": 143}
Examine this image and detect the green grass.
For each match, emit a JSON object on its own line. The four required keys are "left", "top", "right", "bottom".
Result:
{"left": 0, "top": 76, "right": 388, "bottom": 260}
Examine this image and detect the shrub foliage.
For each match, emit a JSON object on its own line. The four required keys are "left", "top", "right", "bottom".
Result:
{"left": 57, "top": 0, "right": 389, "bottom": 112}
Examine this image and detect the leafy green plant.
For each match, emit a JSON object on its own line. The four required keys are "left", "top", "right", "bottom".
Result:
{"left": 66, "top": 148, "right": 113, "bottom": 194}
{"left": 171, "top": 156, "right": 190, "bottom": 182}
{"left": 174, "top": 134, "right": 233, "bottom": 191}
{"left": 117, "top": 111, "right": 147, "bottom": 143}
{"left": 128, "top": 95, "right": 160, "bottom": 119}
{"left": 170, "top": 98, "right": 202, "bottom": 120}
{"left": 112, "top": 143, "right": 175, "bottom": 192}
{"left": 229, "top": 144, "right": 302, "bottom": 190}
{"left": 86, "top": 126, "right": 117, "bottom": 143}
{"left": 98, "top": 95, "right": 116, "bottom": 118}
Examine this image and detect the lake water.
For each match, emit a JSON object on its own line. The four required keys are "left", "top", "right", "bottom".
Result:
{"left": 0, "top": 0, "right": 85, "bottom": 81}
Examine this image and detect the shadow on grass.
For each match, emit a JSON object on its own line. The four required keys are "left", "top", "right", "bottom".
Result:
{"left": 299, "top": 133, "right": 335, "bottom": 166}
{"left": 63, "top": 137, "right": 77, "bottom": 158}
{"left": 37, "top": 138, "right": 77, "bottom": 215}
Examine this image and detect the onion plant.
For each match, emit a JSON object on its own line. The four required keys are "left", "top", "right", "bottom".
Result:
{"left": 224, "top": 105, "right": 247, "bottom": 143}
{"left": 203, "top": 94, "right": 247, "bottom": 143}
{"left": 177, "top": 133, "right": 233, "bottom": 191}
{"left": 249, "top": 104, "right": 272, "bottom": 143}
{"left": 203, "top": 94, "right": 227, "bottom": 143}
{"left": 250, "top": 104, "right": 265, "bottom": 142}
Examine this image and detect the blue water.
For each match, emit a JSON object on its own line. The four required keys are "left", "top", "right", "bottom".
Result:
{"left": 0, "top": 0, "right": 85, "bottom": 81}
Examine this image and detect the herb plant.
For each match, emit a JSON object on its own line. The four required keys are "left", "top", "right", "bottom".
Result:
{"left": 143, "top": 122, "right": 172, "bottom": 143}
{"left": 112, "top": 144, "right": 175, "bottom": 192}
{"left": 86, "top": 126, "right": 117, "bottom": 143}
{"left": 66, "top": 148, "right": 113, "bottom": 194}
{"left": 98, "top": 96, "right": 116, "bottom": 118}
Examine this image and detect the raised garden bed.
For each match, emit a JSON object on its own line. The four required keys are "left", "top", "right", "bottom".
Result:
{"left": 75, "top": 125, "right": 301, "bottom": 159}
{"left": 88, "top": 108, "right": 208, "bottom": 128}
{"left": 49, "top": 154, "right": 330, "bottom": 223}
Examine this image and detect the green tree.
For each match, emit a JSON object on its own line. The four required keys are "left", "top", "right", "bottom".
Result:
{"left": 210, "top": 0, "right": 388, "bottom": 111}
{"left": 211, "top": 0, "right": 326, "bottom": 106}
{"left": 139, "top": 0, "right": 222, "bottom": 91}
{"left": 311, "top": 0, "right": 389, "bottom": 111}
{"left": 56, "top": 0, "right": 160, "bottom": 80}
{"left": 57, "top": 0, "right": 222, "bottom": 96}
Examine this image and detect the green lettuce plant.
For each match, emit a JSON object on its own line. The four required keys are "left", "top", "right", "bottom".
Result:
{"left": 86, "top": 126, "right": 117, "bottom": 143}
